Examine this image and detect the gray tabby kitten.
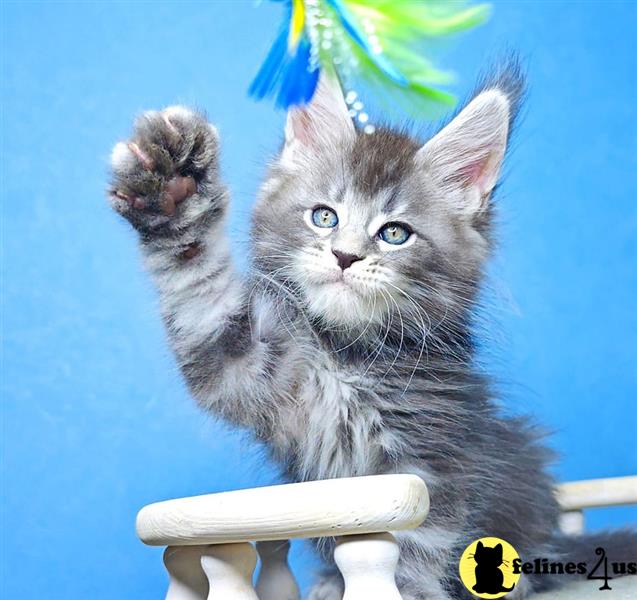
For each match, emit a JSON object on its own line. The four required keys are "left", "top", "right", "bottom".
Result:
{"left": 108, "top": 64, "right": 635, "bottom": 599}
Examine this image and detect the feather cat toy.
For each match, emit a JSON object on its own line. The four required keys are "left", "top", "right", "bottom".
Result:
{"left": 249, "top": 0, "right": 491, "bottom": 121}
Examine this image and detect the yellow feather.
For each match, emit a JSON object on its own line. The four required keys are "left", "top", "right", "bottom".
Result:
{"left": 288, "top": 0, "right": 305, "bottom": 54}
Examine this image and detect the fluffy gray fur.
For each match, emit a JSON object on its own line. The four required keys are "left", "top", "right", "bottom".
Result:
{"left": 107, "top": 63, "right": 635, "bottom": 598}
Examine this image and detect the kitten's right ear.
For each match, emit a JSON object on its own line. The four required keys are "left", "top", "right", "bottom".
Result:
{"left": 281, "top": 75, "right": 355, "bottom": 166}
{"left": 477, "top": 541, "right": 484, "bottom": 550}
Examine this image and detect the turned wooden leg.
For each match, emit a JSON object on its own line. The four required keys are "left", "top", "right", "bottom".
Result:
{"left": 163, "top": 546, "right": 209, "bottom": 600}
{"left": 334, "top": 533, "right": 402, "bottom": 600}
{"left": 255, "top": 540, "right": 300, "bottom": 600}
{"left": 200, "top": 542, "right": 259, "bottom": 600}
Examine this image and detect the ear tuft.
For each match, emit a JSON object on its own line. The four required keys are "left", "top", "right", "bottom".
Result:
{"left": 282, "top": 75, "right": 355, "bottom": 165}
{"left": 473, "top": 54, "right": 526, "bottom": 130}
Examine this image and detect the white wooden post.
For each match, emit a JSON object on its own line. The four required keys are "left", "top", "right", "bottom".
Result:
{"left": 558, "top": 510, "right": 585, "bottom": 535}
{"left": 163, "top": 546, "right": 209, "bottom": 600}
{"left": 200, "top": 542, "right": 259, "bottom": 600}
{"left": 255, "top": 540, "right": 300, "bottom": 600}
{"left": 334, "top": 532, "right": 402, "bottom": 600}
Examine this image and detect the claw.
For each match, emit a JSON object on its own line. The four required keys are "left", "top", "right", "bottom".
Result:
{"left": 113, "top": 190, "right": 132, "bottom": 202}
{"left": 162, "top": 114, "right": 181, "bottom": 137}
{"left": 127, "top": 141, "right": 154, "bottom": 170}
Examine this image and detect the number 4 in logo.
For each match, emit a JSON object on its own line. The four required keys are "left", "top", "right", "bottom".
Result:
{"left": 587, "top": 547, "right": 613, "bottom": 591}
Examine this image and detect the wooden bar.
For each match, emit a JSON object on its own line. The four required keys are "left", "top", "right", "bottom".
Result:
{"left": 556, "top": 476, "right": 637, "bottom": 511}
{"left": 137, "top": 474, "right": 429, "bottom": 547}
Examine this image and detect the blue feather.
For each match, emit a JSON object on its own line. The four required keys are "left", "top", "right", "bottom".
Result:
{"left": 249, "top": 25, "right": 290, "bottom": 101}
{"left": 249, "top": 1, "right": 319, "bottom": 109}
{"left": 276, "top": 38, "right": 319, "bottom": 108}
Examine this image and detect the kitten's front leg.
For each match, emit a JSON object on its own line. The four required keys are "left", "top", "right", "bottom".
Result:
{"left": 108, "top": 107, "right": 299, "bottom": 435}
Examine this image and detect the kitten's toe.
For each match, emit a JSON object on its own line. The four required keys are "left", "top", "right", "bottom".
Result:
{"left": 108, "top": 141, "right": 163, "bottom": 218}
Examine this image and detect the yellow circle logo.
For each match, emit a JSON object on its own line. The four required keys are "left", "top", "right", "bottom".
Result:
{"left": 459, "top": 537, "right": 521, "bottom": 598}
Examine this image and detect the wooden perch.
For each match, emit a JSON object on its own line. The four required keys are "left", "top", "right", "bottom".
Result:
{"left": 137, "top": 474, "right": 429, "bottom": 547}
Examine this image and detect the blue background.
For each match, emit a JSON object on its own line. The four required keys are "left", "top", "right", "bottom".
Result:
{"left": 2, "top": 1, "right": 636, "bottom": 598}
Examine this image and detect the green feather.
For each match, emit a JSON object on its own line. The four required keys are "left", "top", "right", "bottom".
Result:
{"left": 313, "top": 0, "right": 490, "bottom": 117}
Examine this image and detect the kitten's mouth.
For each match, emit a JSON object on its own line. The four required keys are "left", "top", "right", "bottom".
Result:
{"left": 303, "top": 265, "right": 367, "bottom": 297}
{"left": 322, "top": 271, "right": 368, "bottom": 295}
{"left": 320, "top": 270, "right": 346, "bottom": 284}
{"left": 311, "top": 271, "right": 356, "bottom": 294}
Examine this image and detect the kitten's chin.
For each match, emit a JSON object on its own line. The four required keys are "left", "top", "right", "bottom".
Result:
{"left": 302, "top": 280, "right": 384, "bottom": 327}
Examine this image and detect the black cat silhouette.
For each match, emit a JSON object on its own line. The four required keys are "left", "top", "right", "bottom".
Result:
{"left": 472, "top": 541, "right": 515, "bottom": 595}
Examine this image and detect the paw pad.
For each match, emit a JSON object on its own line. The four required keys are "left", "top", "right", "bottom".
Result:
{"left": 161, "top": 175, "right": 197, "bottom": 215}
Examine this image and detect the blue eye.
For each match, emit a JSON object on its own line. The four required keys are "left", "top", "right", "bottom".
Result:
{"left": 379, "top": 222, "right": 412, "bottom": 245}
{"left": 312, "top": 206, "right": 338, "bottom": 229}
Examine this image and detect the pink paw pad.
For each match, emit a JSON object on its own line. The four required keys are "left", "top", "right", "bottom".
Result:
{"left": 161, "top": 176, "right": 197, "bottom": 215}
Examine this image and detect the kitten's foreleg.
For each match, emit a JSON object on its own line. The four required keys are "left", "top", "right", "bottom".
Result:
{"left": 108, "top": 107, "right": 299, "bottom": 435}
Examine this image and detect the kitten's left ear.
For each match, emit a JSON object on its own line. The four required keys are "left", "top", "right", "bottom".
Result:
{"left": 416, "top": 89, "right": 512, "bottom": 215}
{"left": 281, "top": 75, "right": 355, "bottom": 165}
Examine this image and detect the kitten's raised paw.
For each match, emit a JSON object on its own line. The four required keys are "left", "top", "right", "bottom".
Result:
{"left": 108, "top": 106, "right": 220, "bottom": 232}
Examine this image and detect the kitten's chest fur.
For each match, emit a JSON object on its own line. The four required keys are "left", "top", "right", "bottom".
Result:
{"left": 274, "top": 353, "right": 399, "bottom": 482}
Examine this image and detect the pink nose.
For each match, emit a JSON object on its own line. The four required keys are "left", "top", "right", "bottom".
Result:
{"left": 332, "top": 249, "right": 363, "bottom": 270}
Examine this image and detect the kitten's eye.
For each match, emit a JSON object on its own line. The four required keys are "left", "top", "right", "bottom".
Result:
{"left": 378, "top": 222, "right": 412, "bottom": 245}
{"left": 312, "top": 206, "right": 338, "bottom": 229}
